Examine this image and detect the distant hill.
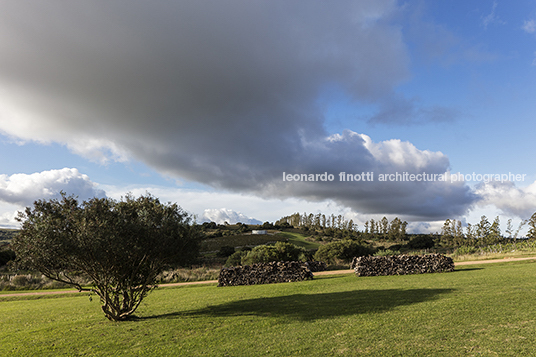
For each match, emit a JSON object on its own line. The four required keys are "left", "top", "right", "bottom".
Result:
{"left": 0, "top": 229, "right": 18, "bottom": 243}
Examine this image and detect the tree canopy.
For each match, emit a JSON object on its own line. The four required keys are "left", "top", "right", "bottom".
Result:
{"left": 11, "top": 193, "right": 201, "bottom": 321}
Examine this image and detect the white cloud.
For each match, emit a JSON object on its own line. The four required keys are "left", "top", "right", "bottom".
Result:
{"left": 475, "top": 180, "right": 536, "bottom": 219}
{"left": 523, "top": 19, "right": 536, "bottom": 33}
{"left": 201, "top": 208, "right": 262, "bottom": 225}
{"left": 481, "top": 1, "right": 506, "bottom": 30}
{"left": 0, "top": 168, "right": 105, "bottom": 207}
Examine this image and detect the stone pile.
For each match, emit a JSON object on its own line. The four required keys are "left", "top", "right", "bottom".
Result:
{"left": 305, "top": 261, "right": 327, "bottom": 272}
{"left": 352, "top": 254, "right": 454, "bottom": 277}
{"left": 218, "top": 261, "right": 314, "bottom": 287}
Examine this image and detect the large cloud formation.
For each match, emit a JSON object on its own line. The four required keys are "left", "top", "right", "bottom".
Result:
{"left": 0, "top": 168, "right": 105, "bottom": 206}
{"left": 0, "top": 1, "right": 477, "bottom": 219}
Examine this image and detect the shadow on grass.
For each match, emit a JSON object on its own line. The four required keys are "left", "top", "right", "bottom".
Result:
{"left": 140, "top": 288, "right": 454, "bottom": 322}
{"left": 453, "top": 267, "right": 483, "bottom": 272}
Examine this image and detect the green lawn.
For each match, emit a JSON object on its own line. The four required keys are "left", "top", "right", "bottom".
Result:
{"left": 2, "top": 261, "right": 536, "bottom": 356}
{"left": 277, "top": 231, "right": 322, "bottom": 250}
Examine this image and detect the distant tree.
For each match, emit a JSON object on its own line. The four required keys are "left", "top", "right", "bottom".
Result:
{"left": 313, "top": 240, "right": 373, "bottom": 265}
{"left": 407, "top": 235, "right": 434, "bottom": 249}
{"left": 506, "top": 219, "right": 514, "bottom": 239}
{"left": 239, "top": 242, "right": 306, "bottom": 266}
{"left": 465, "top": 223, "right": 476, "bottom": 240}
{"left": 528, "top": 213, "right": 536, "bottom": 240}
{"left": 486, "top": 216, "right": 502, "bottom": 244}
{"left": 476, "top": 215, "right": 491, "bottom": 241}
{"left": 11, "top": 193, "right": 201, "bottom": 321}
{"left": 0, "top": 247, "right": 15, "bottom": 267}
{"left": 380, "top": 217, "right": 389, "bottom": 235}
{"left": 369, "top": 219, "right": 376, "bottom": 235}
{"left": 261, "top": 221, "right": 274, "bottom": 230}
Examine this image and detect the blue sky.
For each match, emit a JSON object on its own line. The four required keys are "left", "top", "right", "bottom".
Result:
{"left": 0, "top": 0, "right": 535, "bottom": 234}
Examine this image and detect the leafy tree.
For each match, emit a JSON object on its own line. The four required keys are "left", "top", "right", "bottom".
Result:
{"left": 240, "top": 242, "right": 306, "bottom": 265}
{"left": 380, "top": 217, "right": 389, "bottom": 235}
{"left": 369, "top": 219, "right": 376, "bottom": 235}
{"left": 407, "top": 235, "right": 434, "bottom": 249}
{"left": 313, "top": 240, "right": 372, "bottom": 264}
{"left": 11, "top": 193, "right": 200, "bottom": 321}
{"left": 528, "top": 212, "right": 536, "bottom": 240}
{"left": 476, "top": 215, "right": 491, "bottom": 240}
{"left": 0, "top": 247, "right": 15, "bottom": 267}
{"left": 224, "top": 250, "right": 248, "bottom": 267}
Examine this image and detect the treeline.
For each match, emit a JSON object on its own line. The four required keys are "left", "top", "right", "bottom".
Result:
{"left": 275, "top": 212, "right": 357, "bottom": 231}
{"left": 275, "top": 212, "right": 408, "bottom": 242}
{"left": 362, "top": 217, "right": 408, "bottom": 242}
{"left": 439, "top": 213, "right": 536, "bottom": 247}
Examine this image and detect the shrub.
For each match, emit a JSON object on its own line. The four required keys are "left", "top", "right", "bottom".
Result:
{"left": 454, "top": 245, "right": 478, "bottom": 256}
{"left": 241, "top": 242, "right": 307, "bottom": 265}
{"left": 407, "top": 236, "right": 435, "bottom": 249}
{"left": 0, "top": 249, "right": 16, "bottom": 267}
{"left": 225, "top": 242, "right": 307, "bottom": 266}
{"left": 225, "top": 250, "right": 248, "bottom": 267}
{"left": 217, "top": 246, "right": 236, "bottom": 257}
{"left": 12, "top": 193, "right": 201, "bottom": 321}
{"left": 374, "top": 249, "right": 400, "bottom": 257}
{"left": 314, "top": 240, "right": 373, "bottom": 264}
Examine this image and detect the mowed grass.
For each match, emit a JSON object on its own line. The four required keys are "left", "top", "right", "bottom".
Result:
{"left": 2, "top": 261, "right": 536, "bottom": 356}
{"left": 276, "top": 231, "right": 322, "bottom": 250}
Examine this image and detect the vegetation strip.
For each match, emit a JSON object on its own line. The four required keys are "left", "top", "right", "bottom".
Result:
{"left": 3, "top": 256, "right": 536, "bottom": 298}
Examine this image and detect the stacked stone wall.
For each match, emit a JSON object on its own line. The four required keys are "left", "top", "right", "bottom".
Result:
{"left": 351, "top": 254, "right": 454, "bottom": 277}
{"left": 218, "top": 261, "right": 313, "bottom": 287}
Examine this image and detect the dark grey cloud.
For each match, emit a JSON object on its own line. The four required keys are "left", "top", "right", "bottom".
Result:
{"left": 0, "top": 1, "right": 477, "bottom": 219}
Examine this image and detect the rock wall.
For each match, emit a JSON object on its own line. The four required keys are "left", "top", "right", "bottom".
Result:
{"left": 305, "top": 261, "right": 327, "bottom": 272}
{"left": 352, "top": 254, "right": 454, "bottom": 277}
{"left": 218, "top": 261, "right": 314, "bottom": 287}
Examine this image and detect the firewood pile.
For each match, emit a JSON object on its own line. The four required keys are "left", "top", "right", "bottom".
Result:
{"left": 218, "top": 261, "right": 314, "bottom": 287}
{"left": 305, "top": 261, "right": 327, "bottom": 272}
{"left": 351, "top": 254, "right": 454, "bottom": 277}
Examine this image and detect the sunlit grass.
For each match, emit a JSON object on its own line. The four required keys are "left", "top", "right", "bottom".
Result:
{"left": 2, "top": 260, "right": 536, "bottom": 356}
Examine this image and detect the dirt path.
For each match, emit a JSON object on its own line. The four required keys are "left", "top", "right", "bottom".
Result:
{"left": 2, "top": 256, "right": 536, "bottom": 298}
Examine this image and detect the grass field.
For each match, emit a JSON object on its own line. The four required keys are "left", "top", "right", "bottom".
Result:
{"left": 2, "top": 260, "right": 536, "bottom": 356}
{"left": 275, "top": 231, "right": 322, "bottom": 250}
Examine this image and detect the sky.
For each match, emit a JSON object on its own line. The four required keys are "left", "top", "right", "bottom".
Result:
{"left": 1, "top": 0, "right": 536, "bottom": 234}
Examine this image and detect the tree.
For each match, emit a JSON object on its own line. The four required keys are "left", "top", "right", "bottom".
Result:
{"left": 380, "top": 217, "right": 389, "bottom": 235}
{"left": 476, "top": 215, "right": 491, "bottom": 241}
{"left": 528, "top": 212, "right": 536, "bottom": 240}
{"left": 313, "top": 240, "right": 373, "bottom": 264}
{"left": 236, "top": 242, "right": 307, "bottom": 266}
{"left": 11, "top": 193, "right": 201, "bottom": 321}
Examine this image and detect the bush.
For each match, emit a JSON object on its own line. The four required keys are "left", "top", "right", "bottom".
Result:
{"left": 12, "top": 193, "right": 201, "bottom": 321}
{"left": 0, "top": 249, "right": 16, "bottom": 267}
{"left": 225, "top": 250, "right": 248, "bottom": 267}
{"left": 242, "top": 242, "right": 307, "bottom": 265}
{"left": 217, "top": 246, "right": 236, "bottom": 257}
{"left": 407, "top": 236, "right": 435, "bottom": 249}
{"left": 225, "top": 242, "right": 307, "bottom": 267}
{"left": 314, "top": 240, "right": 373, "bottom": 264}
{"left": 454, "top": 245, "right": 478, "bottom": 256}
{"left": 374, "top": 249, "right": 400, "bottom": 257}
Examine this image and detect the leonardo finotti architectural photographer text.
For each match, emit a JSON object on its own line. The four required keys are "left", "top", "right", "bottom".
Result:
{"left": 282, "top": 171, "right": 526, "bottom": 183}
